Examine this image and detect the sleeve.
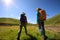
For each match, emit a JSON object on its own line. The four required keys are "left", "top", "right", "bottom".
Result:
{"left": 37, "top": 12, "right": 40, "bottom": 22}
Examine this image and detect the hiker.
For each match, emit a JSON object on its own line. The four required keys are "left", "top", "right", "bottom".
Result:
{"left": 36, "top": 8, "right": 47, "bottom": 40}
{"left": 17, "top": 12, "right": 27, "bottom": 40}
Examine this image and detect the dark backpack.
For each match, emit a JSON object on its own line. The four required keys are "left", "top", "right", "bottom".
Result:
{"left": 20, "top": 15, "right": 25, "bottom": 22}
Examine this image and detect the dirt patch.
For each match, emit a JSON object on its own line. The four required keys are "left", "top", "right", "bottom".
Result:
{"left": 45, "top": 26, "right": 60, "bottom": 32}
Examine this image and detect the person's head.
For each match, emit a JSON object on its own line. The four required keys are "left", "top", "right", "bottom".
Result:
{"left": 22, "top": 12, "right": 25, "bottom": 16}
{"left": 36, "top": 8, "right": 41, "bottom": 12}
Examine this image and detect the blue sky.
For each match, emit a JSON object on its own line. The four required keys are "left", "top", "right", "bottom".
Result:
{"left": 0, "top": 0, "right": 60, "bottom": 24}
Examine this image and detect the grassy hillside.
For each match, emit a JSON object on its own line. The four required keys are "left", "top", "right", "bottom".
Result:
{"left": 0, "top": 18, "right": 35, "bottom": 26}
{"left": 0, "top": 14, "right": 60, "bottom": 25}
{"left": 45, "top": 14, "right": 60, "bottom": 25}
{"left": 0, "top": 18, "right": 19, "bottom": 24}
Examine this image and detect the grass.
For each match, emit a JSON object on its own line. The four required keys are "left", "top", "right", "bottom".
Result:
{"left": 45, "top": 14, "right": 60, "bottom": 25}
{"left": 0, "top": 18, "right": 19, "bottom": 24}
{"left": 0, "top": 25, "right": 60, "bottom": 40}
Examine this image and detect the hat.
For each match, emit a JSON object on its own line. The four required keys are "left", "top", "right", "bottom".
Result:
{"left": 36, "top": 8, "right": 41, "bottom": 11}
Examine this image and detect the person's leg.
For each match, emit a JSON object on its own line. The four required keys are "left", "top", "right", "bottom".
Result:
{"left": 42, "top": 21, "right": 45, "bottom": 36}
{"left": 38, "top": 21, "right": 44, "bottom": 40}
{"left": 41, "top": 21, "right": 46, "bottom": 40}
{"left": 24, "top": 25, "right": 27, "bottom": 34}
{"left": 17, "top": 25, "right": 22, "bottom": 40}
{"left": 38, "top": 21, "right": 42, "bottom": 35}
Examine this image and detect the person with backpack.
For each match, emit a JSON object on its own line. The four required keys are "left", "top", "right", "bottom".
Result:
{"left": 17, "top": 12, "right": 27, "bottom": 40}
{"left": 36, "top": 8, "right": 47, "bottom": 40}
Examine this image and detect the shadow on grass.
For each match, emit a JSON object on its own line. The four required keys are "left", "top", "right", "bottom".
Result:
{"left": 24, "top": 33, "right": 37, "bottom": 40}
{"left": 17, "top": 33, "right": 37, "bottom": 40}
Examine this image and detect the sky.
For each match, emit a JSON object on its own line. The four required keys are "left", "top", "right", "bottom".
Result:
{"left": 0, "top": 0, "right": 60, "bottom": 24}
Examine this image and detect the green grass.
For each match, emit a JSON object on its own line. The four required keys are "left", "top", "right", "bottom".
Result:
{"left": 45, "top": 14, "right": 60, "bottom": 25}
{"left": 0, "top": 18, "right": 19, "bottom": 24}
{"left": 0, "top": 25, "right": 60, "bottom": 40}
{"left": 0, "top": 18, "right": 35, "bottom": 26}
{"left": 0, "top": 14, "right": 60, "bottom": 40}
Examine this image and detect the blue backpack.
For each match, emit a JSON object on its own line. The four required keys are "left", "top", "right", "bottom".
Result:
{"left": 20, "top": 16, "right": 25, "bottom": 22}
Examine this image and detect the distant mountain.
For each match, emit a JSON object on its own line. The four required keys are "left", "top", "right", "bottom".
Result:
{"left": 45, "top": 14, "right": 60, "bottom": 25}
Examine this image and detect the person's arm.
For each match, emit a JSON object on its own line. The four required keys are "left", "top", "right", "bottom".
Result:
{"left": 37, "top": 12, "right": 40, "bottom": 22}
{"left": 19, "top": 17, "right": 21, "bottom": 25}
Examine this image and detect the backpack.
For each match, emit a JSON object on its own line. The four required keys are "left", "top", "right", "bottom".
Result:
{"left": 20, "top": 15, "right": 25, "bottom": 22}
{"left": 39, "top": 10, "right": 46, "bottom": 20}
{"left": 20, "top": 15, "right": 27, "bottom": 23}
{"left": 24, "top": 16, "right": 27, "bottom": 23}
